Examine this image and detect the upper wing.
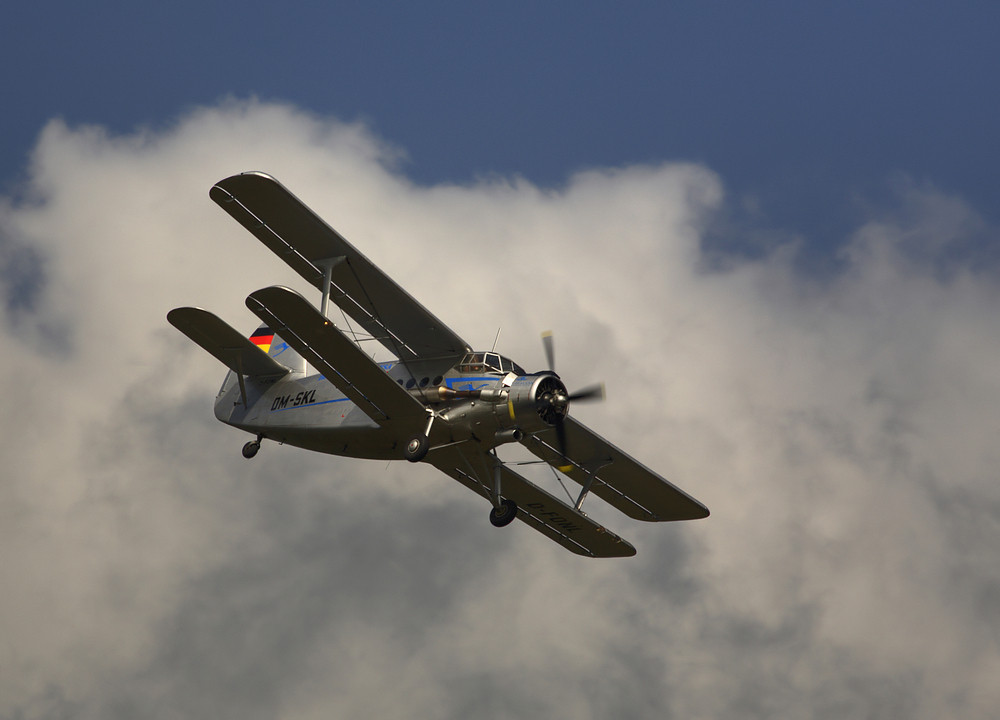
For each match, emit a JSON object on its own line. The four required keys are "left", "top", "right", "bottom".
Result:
{"left": 167, "top": 307, "right": 290, "bottom": 377}
{"left": 211, "top": 171, "right": 469, "bottom": 372}
{"left": 246, "top": 285, "right": 427, "bottom": 427}
{"left": 427, "top": 443, "right": 636, "bottom": 558}
{"left": 522, "top": 417, "right": 709, "bottom": 522}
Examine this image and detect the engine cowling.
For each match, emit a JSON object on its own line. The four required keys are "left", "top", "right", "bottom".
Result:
{"left": 499, "top": 373, "right": 569, "bottom": 434}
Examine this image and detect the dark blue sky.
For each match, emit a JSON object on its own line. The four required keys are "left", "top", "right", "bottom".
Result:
{"left": 4, "top": 2, "right": 998, "bottom": 265}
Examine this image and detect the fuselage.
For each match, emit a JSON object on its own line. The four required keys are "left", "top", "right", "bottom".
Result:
{"left": 214, "top": 351, "right": 560, "bottom": 460}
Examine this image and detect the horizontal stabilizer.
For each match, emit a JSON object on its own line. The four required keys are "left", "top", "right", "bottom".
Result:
{"left": 245, "top": 285, "right": 427, "bottom": 426}
{"left": 428, "top": 444, "right": 636, "bottom": 558}
{"left": 167, "top": 307, "right": 291, "bottom": 377}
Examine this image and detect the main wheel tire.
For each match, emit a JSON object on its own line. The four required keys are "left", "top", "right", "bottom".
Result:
{"left": 403, "top": 435, "right": 430, "bottom": 462}
{"left": 242, "top": 441, "right": 260, "bottom": 459}
{"left": 489, "top": 499, "right": 518, "bottom": 527}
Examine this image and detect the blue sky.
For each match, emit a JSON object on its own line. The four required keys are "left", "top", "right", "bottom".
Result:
{"left": 4, "top": 2, "right": 998, "bottom": 265}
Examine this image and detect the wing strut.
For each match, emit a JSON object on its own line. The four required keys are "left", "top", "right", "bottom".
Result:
{"left": 492, "top": 452, "right": 506, "bottom": 512}
{"left": 316, "top": 256, "right": 345, "bottom": 318}
{"left": 233, "top": 352, "right": 248, "bottom": 407}
{"left": 574, "top": 459, "right": 614, "bottom": 512}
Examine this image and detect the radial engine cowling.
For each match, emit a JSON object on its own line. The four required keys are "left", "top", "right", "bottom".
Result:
{"left": 499, "top": 373, "right": 570, "bottom": 434}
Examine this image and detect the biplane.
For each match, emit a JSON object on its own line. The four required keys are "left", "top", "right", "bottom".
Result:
{"left": 168, "top": 172, "right": 708, "bottom": 557}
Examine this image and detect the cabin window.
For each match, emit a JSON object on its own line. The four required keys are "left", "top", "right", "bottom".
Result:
{"left": 499, "top": 355, "right": 526, "bottom": 375}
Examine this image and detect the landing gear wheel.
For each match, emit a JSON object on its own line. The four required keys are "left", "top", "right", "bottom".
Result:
{"left": 242, "top": 441, "right": 260, "bottom": 459}
{"left": 489, "top": 499, "right": 518, "bottom": 527}
{"left": 403, "top": 435, "right": 430, "bottom": 463}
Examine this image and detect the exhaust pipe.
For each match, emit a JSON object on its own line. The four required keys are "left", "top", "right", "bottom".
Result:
{"left": 495, "top": 428, "right": 524, "bottom": 445}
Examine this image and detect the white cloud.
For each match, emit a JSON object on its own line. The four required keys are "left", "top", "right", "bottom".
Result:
{"left": 1, "top": 100, "right": 998, "bottom": 719}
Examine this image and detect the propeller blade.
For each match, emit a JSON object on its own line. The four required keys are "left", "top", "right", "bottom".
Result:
{"left": 554, "top": 414, "right": 568, "bottom": 462}
{"left": 567, "top": 383, "right": 605, "bottom": 403}
{"left": 541, "top": 330, "right": 555, "bottom": 371}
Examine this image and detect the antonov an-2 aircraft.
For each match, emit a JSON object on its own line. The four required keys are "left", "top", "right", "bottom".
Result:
{"left": 168, "top": 172, "right": 708, "bottom": 558}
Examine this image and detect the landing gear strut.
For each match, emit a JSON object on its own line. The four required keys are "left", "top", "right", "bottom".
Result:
{"left": 242, "top": 434, "right": 262, "bottom": 459}
{"left": 404, "top": 410, "right": 436, "bottom": 463}
{"left": 488, "top": 454, "right": 517, "bottom": 526}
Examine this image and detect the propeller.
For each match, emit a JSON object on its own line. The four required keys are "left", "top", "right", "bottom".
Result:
{"left": 564, "top": 384, "right": 605, "bottom": 403}
{"left": 538, "top": 332, "right": 605, "bottom": 465}
{"left": 542, "top": 330, "right": 556, "bottom": 373}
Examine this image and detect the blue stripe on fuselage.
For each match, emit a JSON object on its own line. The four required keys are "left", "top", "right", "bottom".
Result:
{"left": 445, "top": 376, "right": 497, "bottom": 391}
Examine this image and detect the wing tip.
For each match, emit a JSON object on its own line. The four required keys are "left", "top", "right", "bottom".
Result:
{"left": 676, "top": 503, "right": 710, "bottom": 521}
{"left": 210, "top": 170, "right": 280, "bottom": 201}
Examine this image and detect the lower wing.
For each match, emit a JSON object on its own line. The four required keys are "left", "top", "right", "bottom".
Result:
{"left": 427, "top": 443, "right": 636, "bottom": 558}
{"left": 522, "top": 417, "right": 709, "bottom": 522}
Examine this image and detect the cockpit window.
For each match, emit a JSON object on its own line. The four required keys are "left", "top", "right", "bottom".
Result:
{"left": 457, "top": 353, "right": 486, "bottom": 373}
{"left": 457, "top": 353, "right": 526, "bottom": 375}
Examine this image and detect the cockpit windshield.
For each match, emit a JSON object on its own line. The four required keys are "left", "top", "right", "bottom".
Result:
{"left": 457, "top": 352, "right": 526, "bottom": 375}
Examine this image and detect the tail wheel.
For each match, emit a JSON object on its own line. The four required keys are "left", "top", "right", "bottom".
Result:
{"left": 242, "top": 441, "right": 260, "bottom": 459}
{"left": 489, "top": 499, "right": 518, "bottom": 527}
{"left": 404, "top": 434, "right": 430, "bottom": 462}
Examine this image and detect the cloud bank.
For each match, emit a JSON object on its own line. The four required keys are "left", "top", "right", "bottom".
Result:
{"left": 2, "top": 100, "right": 998, "bottom": 719}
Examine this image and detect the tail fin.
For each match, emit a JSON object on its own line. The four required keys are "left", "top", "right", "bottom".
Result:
{"left": 248, "top": 323, "right": 306, "bottom": 374}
